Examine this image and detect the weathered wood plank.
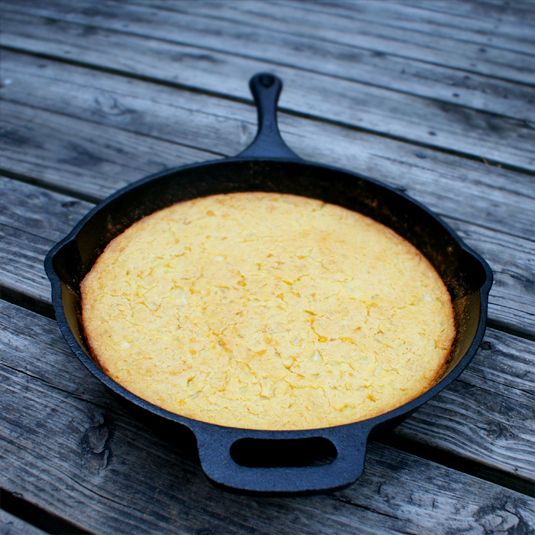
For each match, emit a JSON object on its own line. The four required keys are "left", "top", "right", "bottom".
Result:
{"left": 1, "top": 298, "right": 534, "bottom": 534}
{"left": 4, "top": 0, "right": 534, "bottom": 123}
{"left": 0, "top": 180, "right": 93, "bottom": 242}
{"left": 262, "top": 0, "right": 534, "bottom": 79}
{"left": 135, "top": 0, "right": 535, "bottom": 82}
{"left": 2, "top": 52, "right": 534, "bottom": 242}
{"left": 9, "top": 0, "right": 535, "bottom": 85}
{"left": 0, "top": 511, "right": 46, "bottom": 535}
{"left": 150, "top": 0, "right": 535, "bottom": 82}
{"left": 0, "top": 223, "right": 50, "bottom": 305}
{"left": 300, "top": 0, "right": 535, "bottom": 52}
{"left": 399, "top": 0, "right": 535, "bottom": 39}
{"left": 413, "top": 0, "right": 535, "bottom": 17}
{"left": 0, "top": 102, "right": 212, "bottom": 201}
{"left": 2, "top": 10, "right": 535, "bottom": 172}
{"left": 1, "top": 176, "right": 534, "bottom": 480}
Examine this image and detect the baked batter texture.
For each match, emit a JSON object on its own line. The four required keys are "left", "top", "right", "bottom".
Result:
{"left": 82, "top": 192, "right": 455, "bottom": 430}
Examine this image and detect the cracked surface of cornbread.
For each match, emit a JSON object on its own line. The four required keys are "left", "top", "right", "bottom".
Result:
{"left": 82, "top": 192, "right": 455, "bottom": 430}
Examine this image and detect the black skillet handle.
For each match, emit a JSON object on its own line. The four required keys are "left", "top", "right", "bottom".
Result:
{"left": 237, "top": 72, "right": 302, "bottom": 160}
{"left": 194, "top": 422, "right": 372, "bottom": 493}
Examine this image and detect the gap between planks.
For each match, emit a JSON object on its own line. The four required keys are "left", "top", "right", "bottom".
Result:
{"left": 0, "top": 490, "right": 88, "bottom": 535}
{"left": 0, "top": 508, "right": 47, "bottom": 535}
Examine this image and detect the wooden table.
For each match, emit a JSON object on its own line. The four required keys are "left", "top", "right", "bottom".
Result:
{"left": 1, "top": 1, "right": 534, "bottom": 533}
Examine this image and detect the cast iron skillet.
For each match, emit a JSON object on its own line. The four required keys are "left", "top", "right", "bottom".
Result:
{"left": 45, "top": 73, "right": 493, "bottom": 494}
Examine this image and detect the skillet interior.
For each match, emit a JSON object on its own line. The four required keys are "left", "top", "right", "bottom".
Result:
{"left": 52, "top": 158, "right": 488, "bottom": 384}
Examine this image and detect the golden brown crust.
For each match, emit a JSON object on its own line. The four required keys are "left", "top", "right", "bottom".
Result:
{"left": 81, "top": 192, "right": 455, "bottom": 430}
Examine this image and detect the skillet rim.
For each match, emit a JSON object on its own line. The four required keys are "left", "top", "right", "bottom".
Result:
{"left": 44, "top": 154, "right": 493, "bottom": 437}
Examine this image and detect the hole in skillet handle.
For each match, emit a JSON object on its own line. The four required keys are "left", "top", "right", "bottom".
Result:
{"left": 231, "top": 437, "right": 337, "bottom": 468}
{"left": 194, "top": 422, "right": 373, "bottom": 494}
{"left": 237, "top": 72, "right": 302, "bottom": 161}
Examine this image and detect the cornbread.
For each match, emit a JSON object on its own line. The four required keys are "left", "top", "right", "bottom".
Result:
{"left": 82, "top": 192, "right": 455, "bottom": 430}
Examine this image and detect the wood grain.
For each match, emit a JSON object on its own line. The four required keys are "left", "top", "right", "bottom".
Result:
{"left": 294, "top": 0, "right": 535, "bottom": 51}
{"left": 1, "top": 8, "right": 535, "bottom": 172}
{"left": 1, "top": 298, "right": 534, "bottom": 535}
{"left": 278, "top": 0, "right": 535, "bottom": 71}
{"left": 0, "top": 101, "right": 211, "bottom": 201}
{"left": 6, "top": 0, "right": 535, "bottom": 122}
{"left": 10, "top": 0, "right": 535, "bottom": 83}
{"left": 397, "top": 0, "right": 535, "bottom": 45}
{"left": 139, "top": 0, "right": 535, "bottom": 116}
{"left": 1, "top": 177, "right": 534, "bottom": 480}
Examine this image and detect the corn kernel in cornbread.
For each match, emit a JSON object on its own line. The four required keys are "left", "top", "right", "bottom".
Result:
{"left": 82, "top": 192, "right": 455, "bottom": 430}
